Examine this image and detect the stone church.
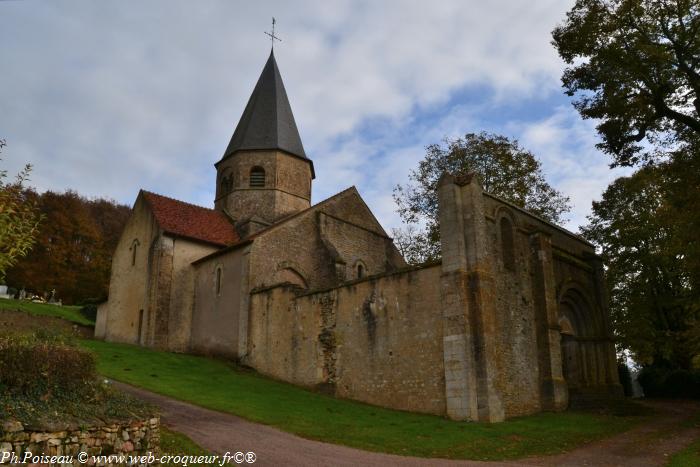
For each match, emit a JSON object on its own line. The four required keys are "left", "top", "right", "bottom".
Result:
{"left": 96, "top": 51, "right": 621, "bottom": 422}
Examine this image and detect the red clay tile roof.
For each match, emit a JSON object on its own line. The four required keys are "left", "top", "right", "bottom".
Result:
{"left": 141, "top": 191, "right": 239, "bottom": 247}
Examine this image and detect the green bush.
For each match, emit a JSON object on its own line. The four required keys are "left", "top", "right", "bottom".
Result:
{"left": 617, "top": 363, "right": 633, "bottom": 397}
{"left": 79, "top": 297, "right": 106, "bottom": 306}
{"left": 79, "top": 304, "right": 98, "bottom": 322}
{"left": 0, "top": 331, "right": 97, "bottom": 399}
{"left": 638, "top": 366, "right": 700, "bottom": 399}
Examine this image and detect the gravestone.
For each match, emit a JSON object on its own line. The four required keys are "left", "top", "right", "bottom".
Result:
{"left": 0, "top": 285, "right": 11, "bottom": 299}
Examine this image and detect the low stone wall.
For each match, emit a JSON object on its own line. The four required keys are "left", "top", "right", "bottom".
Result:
{"left": 0, "top": 417, "right": 159, "bottom": 466}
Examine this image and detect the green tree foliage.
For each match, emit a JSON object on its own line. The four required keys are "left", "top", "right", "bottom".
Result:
{"left": 0, "top": 139, "right": 42, "bottom": 282}
{"left": 6, "top": 190, "right": 131, "bottom": 305}
{"left": 393, "top": 132, "right": 571, "bottom": 263}
{"left": 552, "top": 0, "right": 700, "bottom": 166}
{"left": 390, "top": 224, "right": 440, "bottom": 266}
{"left": 581, "top": 149, "right": 699, "bottom": 369}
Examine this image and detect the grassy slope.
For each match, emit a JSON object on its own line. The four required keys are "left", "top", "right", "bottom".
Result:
{"left": 82, "top": 339, "right": 640, "bottom": 461}
{"left": 160, "top": 427, "right": 219, "bottom": 467}
{"left": 0, "top": 297, "right": 93, "bottom": 326}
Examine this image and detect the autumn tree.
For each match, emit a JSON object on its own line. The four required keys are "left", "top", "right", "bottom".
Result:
{"left": 6, "top": 191, "right": 130, "bottom": 304}
{"left": 0, "top": 139, "right": 42, "bottom": 282}
{"left": 393, "top": 132, "right": 571, "bottom": 263}
{"left": 552, "top": 0, "right": 700, "bottom": 166}
{"left": 582, "top": 150, "right": 699, "bottom": 369}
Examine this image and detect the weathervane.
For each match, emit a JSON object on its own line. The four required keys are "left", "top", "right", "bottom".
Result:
{"left": 264, "top": 17, "right": 281, "bottom": 50}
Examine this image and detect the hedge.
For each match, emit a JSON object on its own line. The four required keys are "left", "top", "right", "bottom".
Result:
{"left": 637, "top": 366, "right": 700, "bottom": 399}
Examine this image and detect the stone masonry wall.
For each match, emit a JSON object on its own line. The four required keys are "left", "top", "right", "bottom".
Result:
{"left": 435, "top": 173, "right": 618, "bottom": 421}
{"left": 317, "top": 212, "right": 398, "bottom": 280}
{"left": 166, "top": 238, "right": 219, "bottom": 352}
{"left": 102, "top": 194, "right": 159, "bottom": 346}
{"left": 191, "top": 246, "right": 248, "bottom": 357}
{"left": 214, "top": 150, "right": 312, "bottom": 223}
{"left": 247, "top": 264, "right": 446, "bottom": 416}
{"left": 482, "top": 203, "right": 543, "bottom": 417}
{"left": 481, "top": 192, "right": 620, "bottom": 401}
{"left": 0, "top": 417, "right": 159, "bottom": 466}
{"left": 247, "top": 187, "right": 404, "bottom": 292}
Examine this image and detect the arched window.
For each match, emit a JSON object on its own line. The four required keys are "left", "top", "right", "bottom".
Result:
{"left": 215, "top": 266, "right": 223, "bottom": 295}
{"left": 500, "top": 217, "right": 515, "bottom": 271}
{"left": 220, "top": 170, "right": 234, "bottom": 194}
{"left": 130, "top": 239, "right": 140, "bottom": 266}
{"left": 356, "top": 261, "right": 366, "bottom": 279}
{"left": 250, "top": 167, "right": 265, "bottom": 188}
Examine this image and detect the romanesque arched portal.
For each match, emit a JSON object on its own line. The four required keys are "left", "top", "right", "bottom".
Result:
{"left": 558, "top": 285, "right": 612, "bottom": 403}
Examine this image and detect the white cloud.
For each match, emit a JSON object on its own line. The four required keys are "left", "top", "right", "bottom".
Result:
{"left": 514, "top": 106, "right": 634, "bottom": 230}
{"left": 0, "top": 0, "right": 624, "bottom": 236}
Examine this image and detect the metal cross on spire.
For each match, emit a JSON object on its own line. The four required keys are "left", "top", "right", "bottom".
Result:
{"left": 264, "top": 17, "right": 281, "bottom": 50}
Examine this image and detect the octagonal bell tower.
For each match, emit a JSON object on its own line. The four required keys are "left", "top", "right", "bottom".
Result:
{"left": 215, "top": 50, "right": 314, "bottom": 233}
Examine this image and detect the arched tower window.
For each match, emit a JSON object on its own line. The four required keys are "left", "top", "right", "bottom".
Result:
{"left": 500, "top": 217, "right": 515, "bottom": 271}
{"left": 130, "top": 239, "right": 140, "bottom": 266}
{"left": 220, "top": 169, "right": 234, "bottom": 194}
{"left": 250, "top": 167, "right": 265, "bottom": 188}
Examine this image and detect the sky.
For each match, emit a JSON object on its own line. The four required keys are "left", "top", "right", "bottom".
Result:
{"left": 0, "top": 0, "right": 633, "bottom": 233}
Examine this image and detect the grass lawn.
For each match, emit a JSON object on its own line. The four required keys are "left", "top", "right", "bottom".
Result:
{"left": 0, "top": 297, "right": 93, "bottom": 326}
{"left": 668, "top": 438, "right": 700, "bottom": 467}
{"left": 668, "top": 414, "right": 700, "bottom": 466}
{"left": 82, "top": 339, "right": 644, "bottom": 461}
{"left": 160, "top": 427, "right": 218, "bottom": 467}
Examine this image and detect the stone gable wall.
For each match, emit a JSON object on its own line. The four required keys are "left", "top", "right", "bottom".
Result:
{"left": 101, "top": 195, "right": 160, "bottom": 345}
{"left": 247, "top": 189, "right": 404, "bottom": 292}
{"left": 98, "top": 194, "right": 218, "bottom": 353}
{"left": 318, "top": 212, "right": 398, "bottom": 280}
{"left": 248, "top": 205, "right": 336, "bottom": 292}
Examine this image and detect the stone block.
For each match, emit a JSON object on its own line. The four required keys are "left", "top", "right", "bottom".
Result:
{"left": 2, "top": 420, "right": 23, "bottom": 433}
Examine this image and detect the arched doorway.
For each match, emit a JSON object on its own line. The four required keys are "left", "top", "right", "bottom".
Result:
{"left": 559, "top": 314, "right": 582, "bottom": 390}
{"left": 558, "top": 286, "right": 606, "bottom": 402}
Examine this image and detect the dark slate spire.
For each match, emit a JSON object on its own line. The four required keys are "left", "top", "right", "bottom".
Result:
{"left": 222, "top": 51, "right": 309, "bottom": 164}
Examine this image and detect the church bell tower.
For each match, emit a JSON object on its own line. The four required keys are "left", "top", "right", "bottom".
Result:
{"left": 215, "top": 50, "right": 314, "bottom": 234}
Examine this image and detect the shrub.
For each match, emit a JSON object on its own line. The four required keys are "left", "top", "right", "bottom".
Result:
{"left": 0, "top": 331, "right": 97, "bottom": 399}
{"left": 79, "top": 304, "right": 98, "bottom": 322}
{"left": 638, "top": 366, "right": 700, "bottom": 399}
{"left": 80, "top": 297, "right": 106, "bottom": 306}
{"left": 617, "top": 363, "right": 634, "bottom": 397}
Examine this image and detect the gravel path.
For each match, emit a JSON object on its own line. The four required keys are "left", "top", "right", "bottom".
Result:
{"left": 517, "top": 400, "right": 700, "bottom": 467}
{"left": 114, "top": 382, "right": 700, "bottom": 467}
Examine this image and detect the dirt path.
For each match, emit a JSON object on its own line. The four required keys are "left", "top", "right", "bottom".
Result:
{"left": 518, "top": 400, "right": 700, "bottom": 467}
{"left": 115, "top": 383, "right": 700, "bottom": 467}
